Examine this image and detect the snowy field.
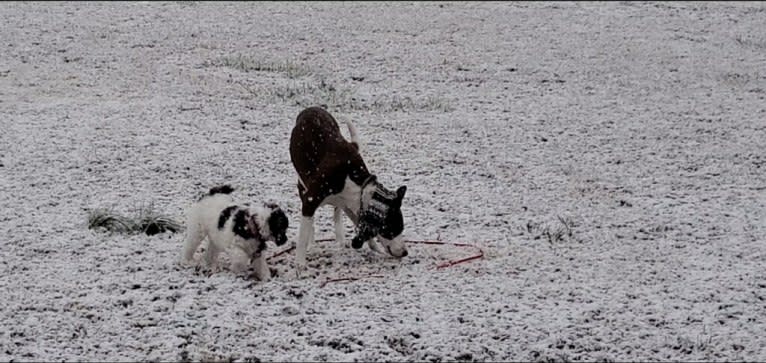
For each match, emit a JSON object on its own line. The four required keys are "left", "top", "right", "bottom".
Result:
{"left": 2, "top": 1, "right": 766, "bottom": 361}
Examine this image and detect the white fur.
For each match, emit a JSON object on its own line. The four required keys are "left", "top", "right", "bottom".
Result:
{"left": 322, "top": 177, "right": 366, "bottom": 216}
{"left": 319, "top": 177, "right": 374, "bottom": 252}
{"left": 181, "top": 194, "right": 272, "bottom": 281}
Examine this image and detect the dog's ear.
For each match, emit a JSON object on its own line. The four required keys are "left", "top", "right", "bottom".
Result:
{"left": 396, "top": 186, "right": 407, "bottom": 199}
{"left": 394, "top": 185, "right": 407, "bottom": 206}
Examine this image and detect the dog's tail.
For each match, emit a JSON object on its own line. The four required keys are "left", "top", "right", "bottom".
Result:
{"left": 208, "top": 185, "right": 234, "bottom": 196}
{"left": 344, "top": 118, "right": 362, "bottom": 151}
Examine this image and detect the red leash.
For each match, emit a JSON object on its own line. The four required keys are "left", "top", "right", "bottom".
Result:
{"left": 319, "top": 275, "right": 386, "bottom": 288}
{"left": 267, "top": 238, "right": 484, "bottom": 286}
{"left": 404, "top": 239, "right": 484, "bottom": 270}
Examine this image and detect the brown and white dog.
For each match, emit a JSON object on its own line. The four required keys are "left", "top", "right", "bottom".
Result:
{"left": 289, "top": 106, "right": 408, "bottom": 271}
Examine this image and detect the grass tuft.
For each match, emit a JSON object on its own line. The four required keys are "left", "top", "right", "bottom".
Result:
{"left": 238, "top": 78, "right": 453, "bottom": 113}
{"left": 88, "top": 208, "right": 136, "bottom": 234}
{"left": 214, "top": 55, "right": 311, "bottom": 78}
{"left": 87, "top": 203, "right": 182, "bottom": 236}
{"left": 216, "top": 55, "right": 454, "bottom": 113}
{"left": 526, "top": 215, "right": 578, "bottom": 245}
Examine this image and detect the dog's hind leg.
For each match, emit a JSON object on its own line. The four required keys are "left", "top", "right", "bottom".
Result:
{"left": 334, "top": 207, "right": 347, "bottom": 248}
{"left": 181, "top": 221, "right": 205, "bottom": 263}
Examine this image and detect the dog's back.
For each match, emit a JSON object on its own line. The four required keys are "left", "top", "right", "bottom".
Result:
{"left": 289, "top": 106, "right": 346, "bottom": 174}
{"left": 189, "top": 186, "right": 235, "bottom": 233}
{"left": 199, "top": 185, "right": 234, "bottom": 200}
{"left": 289, "top": 107, "right": 369, "bottom": 195}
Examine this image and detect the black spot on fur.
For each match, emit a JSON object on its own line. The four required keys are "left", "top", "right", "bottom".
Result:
{"left": 218, "top": 206, "right": 237, "bottom": 230}
{"left": 257, "top": 238, "right": 268, "bottom": 253}
{"left": 232, "top": 209, "right": 254, "bottom": 239}
{"left": 201, "top": 185, "right": 234, "bottom": 201}
{"left": 267, "top": 208, "right": 289, "bottom": 246}
{"left": 379, "top": 186, "right": 406, "bottom": 239}
{"left": 379, "top": 207, "right": 404, "bottom": 240}
{"left": 209, "top": 184, "right": 234, "bottom": 195}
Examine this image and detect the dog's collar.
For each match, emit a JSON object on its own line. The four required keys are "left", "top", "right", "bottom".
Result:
{"left": 247, "top": 217, "right": 269, "bottom": 256}
{"left": 359, "top": 174, "right": 377, "bottom": 214}
{"left": 246, "top": 215, "right": 265, "bottom": 243}
{"left": 353, "top": 175, "right": 400, "bottom": 249}
{"left": 361, "top": 174, "right": 377, "bottom": 190}
{"left": 359, "top": 174, "right": 396, "bottom": 224}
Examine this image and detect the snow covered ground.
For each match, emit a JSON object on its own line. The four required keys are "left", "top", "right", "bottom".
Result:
{"left": 1, "top": 1, "right": 765, "bottom": 361}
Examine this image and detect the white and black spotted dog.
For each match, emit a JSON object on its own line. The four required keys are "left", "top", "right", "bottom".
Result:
{"left": 181, "top": 185, "right": 288, "bottom": 281}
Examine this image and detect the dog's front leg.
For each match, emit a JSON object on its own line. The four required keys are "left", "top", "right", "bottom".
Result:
{"left": 296, "top": 215, "right": 314, "bottom": 274}
{"left": 334, "top": 207, "right": 347, "bottom": 248}
{"left": 230, "top": 249, "right": 250, "bottom": 274}
{"left": 252, "top": 253, "right": 270, "bottom": 282}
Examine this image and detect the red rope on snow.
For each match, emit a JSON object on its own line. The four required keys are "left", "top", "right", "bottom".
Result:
{"left": 403, "top": 239, "right": 485, "bottom": 270}
{"left": 266, "top": 238, "right": 484, "bottom": 287}
{"left": 265, "top": 245, "right": 295, "bottom": 261}
{"left": 319, "top": 275, "right": 386, "bottom": 288}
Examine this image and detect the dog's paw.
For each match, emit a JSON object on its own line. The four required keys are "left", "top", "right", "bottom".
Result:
{"left": 178, "top": 257, "right": 194, "bottom": 267}
{"left": 230, "top": 261, "right": 250, "bottom": 274}
{"left": 293, "top": 265, "right": 309, "bottom": 280}
{"left": 192, "top": 264, "right": 214, "bottom": 277}
{"left": 206, "top": 263, "right": 222, "bottom": 275}
{"left": 295, "top": 254, "right": 307, "bottom": 269}
{"left": 351, "top": 236, "right": 365, "bottom": 249}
